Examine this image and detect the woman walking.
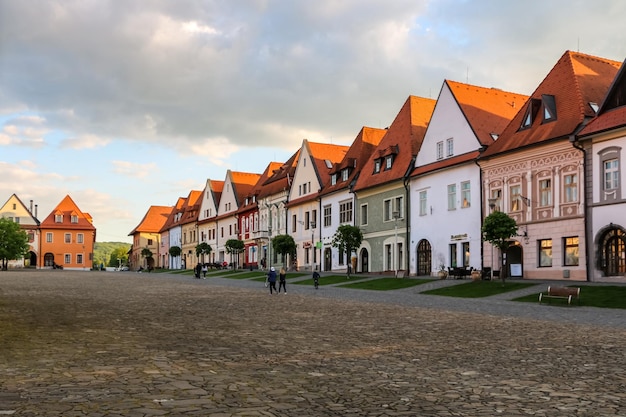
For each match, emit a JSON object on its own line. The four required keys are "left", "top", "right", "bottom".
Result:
{"left": 278, "top": 268, "right": 287, "bottom": 294}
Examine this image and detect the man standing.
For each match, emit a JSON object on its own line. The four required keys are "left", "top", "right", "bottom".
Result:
{"left": 267, "top": 267, "right": 277, "bottom": 294}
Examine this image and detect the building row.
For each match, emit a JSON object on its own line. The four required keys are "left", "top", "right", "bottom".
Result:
{"left": 129, "top": 50, "right": 626, "bottom": 282}
{"left": 0, "top": 195, "right": 96, "bottom": 270}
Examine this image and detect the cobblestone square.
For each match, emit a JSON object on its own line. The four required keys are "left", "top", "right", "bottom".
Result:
{"left": 1, "top": 270, "right": 626, "bottom": 416}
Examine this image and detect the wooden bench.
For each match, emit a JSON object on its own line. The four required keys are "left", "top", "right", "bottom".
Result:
{"left": 539, "top": 286, "right": 580, "bottom": 305}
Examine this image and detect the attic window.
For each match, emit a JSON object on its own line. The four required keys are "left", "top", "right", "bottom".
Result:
{"left": 71, "top": 215, "right": 78, "bottom": 223}
{"left": 331, "top": 173, "right": 337, "bottom": 185}
{"left": 325, "top": 159, "right": 332, "bottom": 169}
{"left": 520, "top": 98, "right": 542, "bottom": 130}
{"left": 55, "top": 214, "right": 63, "bottom": 223}
{"left": 385, "top": 155, "right": 393, "bottom": 170}
{"left": 490, "top": 133, "right": 499, "bottom": 140}
{"left": 374, "top": 159, "right": 381, "bottom": 173}
{"left": 342, "top": 168, "right": 349, "bottom": 181}
{"left": 589, "top": 102, "right": 599, "bottom": 113}
{"left": 542, "top": 94, "right": 557, "bottom": 123}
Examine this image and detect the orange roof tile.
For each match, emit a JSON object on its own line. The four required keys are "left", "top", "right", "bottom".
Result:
{"left": 129, "top": 205, "right": 172, "bottom": 235}
{"left": 481, "top": 51, "right": 621, "bottom": 158}
{"left": 40, "top": 195, "right": 96, "bottom": 231}
{"left": 353, "top": 95, "right": 436, "bottom": 192}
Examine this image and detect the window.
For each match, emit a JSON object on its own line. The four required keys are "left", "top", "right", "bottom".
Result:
{"left": 539, "top": 239, "right": 552, "bottom": 267}
{"left": 342, "top": 169, "right": 349, "bottom": 181}
{"left": 419, "top": 191, "right": 427, "bottom": 216}
{"left": 148, "top": 238, "right": 153, "bottom": 245}
{"left": 447, "top": 184, "right": 456, "bottom": 210}
{"left": 292, "top": 215, "right": 297, "bottom": 232}
{"left": 360, "top": 204, "right": 368, "bottom": 226}
{"left": 46, "top": 232, "right": 53, "bottom": 243}
{"left": 374, "top": 159, "right": 381, "bottom": 173}
{"left": 385, "top": 244, "right": 392, "bottom": 271}
{"left": 305, "top": 212, "right": 310, "bottom": 229}
{"left": 311, "top": 210, "right": 317, "bottom": 228}
{"left": 510, "top": 185, "right": 521, "bottom": 211}
{"left": 64, "top": 233, "right": 71, "bottom": 243}
{"left": 520, "top": 98, "right": 541, "bottom": 130}
{"left": 339, "top": 200, "right": 353, "bottom": 223}
{"left": 385, "top": 156, "right": 393, "bottom": 170}
{"left": 449, "top": 243, "right": 457, "bottom": 267}
{"left": 490, "top": 189, "right": 502, "bottom": 211}
{"left": 436, "top": 141, "right": 443, "bottom": 160}
{"left": 564, "top": 174, "right": 578, "bottom": 203}
{"left": 64, "top": 254, "right": 71, "bottom": 264}
{"left": 446, "top": 138, "right": 454, "bottom": 157}
{"left": 539, "top": 179, "right": 552, "bottom": 206}
{"left": 323, "top": 205, "right": 331, "bottom": 227}
{"left": 331, "top": 174, "right": 337, "bottom": 185}
{"left": 461, "top": 181, "right": 470, "bottom": 208}
{"left": 542, "top": 94, "right": 557, "bottom": 122}
{"left": 384, "top": 196, "right": 404, "bottom": 221}
{"left": 71, "top": 215, "right": 78, "bottom": 223}
{"left": 77, "top": 234, "right": 84, "bottom": 244}
{"left": 55, "top": 214, "right": 63, "bottom": 223}
{"left": 604, "top": 159, "right": 619, "bottom": 190}
{"left": 564, "top": 237, "right": 579, "bottom": 266}
{"left": 77, "top": 254, "right": 83, "bottom": 264}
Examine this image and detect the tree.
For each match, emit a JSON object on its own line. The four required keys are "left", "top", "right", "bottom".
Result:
{"left": 0, "top": 218, "right": 30, "bottom": 271}
{"left": 195, "top": 242, "right": 212, "bottom": 261}
{"left": 481, "top": 211, "right": 518, "bottom": 284}
{"left": 224, "top": 239, "right": 244, "bottom": 269}
{"left": 272, "top": 234, "right": 296, "bottom": 269}
{"left": 140, "top": 247, "right": 153, "bottom": 269}
{"left": 108, "top": 246, "right": 129, "bottom": 268}
{"left": 169, "top": 246, "right": 181, "bottom": 257}
{"left": 331, "top": 224, "right": 363, "bottom": 278}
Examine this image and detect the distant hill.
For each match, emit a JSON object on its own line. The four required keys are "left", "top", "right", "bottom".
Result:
{"left": 94, "top": 241, "right": 131, "bottom": 268}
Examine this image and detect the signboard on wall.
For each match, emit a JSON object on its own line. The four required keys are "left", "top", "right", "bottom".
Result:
{"left": 510, "top": 263, "right": 522, "bottom": 277}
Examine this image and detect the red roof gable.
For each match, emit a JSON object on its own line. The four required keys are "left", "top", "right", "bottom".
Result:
{"left": 129, "top": 205, "right": 172, "bottom": 235}
{"left": 353, "top": 95, "right": 436, "bottom": 191}
{"left": 40, "top": 195, "right": 96, "bottom": 231}
{"left": 481, "top": 51, "right": 621, "bottom": 158}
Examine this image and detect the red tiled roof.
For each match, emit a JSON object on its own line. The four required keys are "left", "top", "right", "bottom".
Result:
{"left": 411, "top": 151, "right": 480, "bottom": 177}
{"left": 447, "top": 80, "right": 529, "bottom": 146}
{"left": 40, "top": 195, "right": 96, "bottom": 231}
{"left": 481, "top": 51, "right": 621, "bottom": 158}
{"left": 353, "top": 95, "right": 436, "bottom": 192}
{"left": 258, "top": 150, "right": 300, "bottom": 199}
{"left": 237, "top": 162, "right": 283, "bottom": 214}
{"left": 179, "top": 190, "right": 202, "bottom": 225}
{"left": 129, "top": 205, "right": 172, "bottom": 235}
{"left": 159, "top": 197, "right": 186, "bottom": 232}
{"left": 230, "top": 171, "right": 261, "bottom": 205}
{"left": 320, "top": 126, "right": 386, "bottom": 197}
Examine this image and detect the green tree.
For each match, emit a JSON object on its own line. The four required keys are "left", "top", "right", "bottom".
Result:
{"left": 272, "top": 234, "right": 296, "bottom": 270}
{"left": 140, "top": 247, "right": 153, "bottom": 269}
{"left": 481, "top": 211, "right": 518, "bottom": 284}
{"left": 108, "top": 246, "right": 129, "bottom": 268}
{"left": 195, "top": 242, "right": 212, "bottom": 261}
{"left": 0, "top": 218, "right": 30, "bottom": 271}
{"left": 331, "top": 224, "right": 363, "bottom": 278}
{"left": 169, "top": 246, "right": 181, "bottom": 257}
{"left": 224, "top": 239, "right": 244, "bottom": 269}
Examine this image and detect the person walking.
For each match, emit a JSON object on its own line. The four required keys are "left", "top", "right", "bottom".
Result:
{"left": 202, "top": 263, "right": 208, "bottom": 278}
{"left": 195, "top": 262, "right": 202, "bottom": 279}
{"left": 267, "top": 266, "right": 277, "bottom": 294}
{"left": 278, "top": 268, "right": 287, "bottom": 294}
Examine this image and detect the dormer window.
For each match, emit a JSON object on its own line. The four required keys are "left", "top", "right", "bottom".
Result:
{"left": 542, "top": 94, "right": 557, "bottom": 123}
{"left": 71, "top": 215, "right": 78, "bottom": 223}
{"left": 342, "top": 168, "right": 349, "bottom": 181}
{"left": 55, "top": 214, "right": 63, "bottom": 223}
{"left": 374, "top": 159, "right": 381, "bottom": 173}
{"left": 589, "top": 102, "right": 599, "bottom": 113}
{"left": 520, "top": 98, "right": 541, "bottom": 130}
{"left": 490, "top": 133, "right": 499, "bottom": 140}
{"left": 331, "top": 173, "right": 337, "bottom": 185}
{"left": 385, "top": 155, "right": 393, "bottom": 170}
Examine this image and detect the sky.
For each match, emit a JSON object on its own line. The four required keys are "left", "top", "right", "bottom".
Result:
{"left": 2, "top": 0, "right": 626, "bottom": 243}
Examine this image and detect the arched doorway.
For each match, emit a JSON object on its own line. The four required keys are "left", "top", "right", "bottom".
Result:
{"left": 26, "top": 251, "right": 36, "bottom": 267}
{"left": 44, "top": 253, "right": 55, "bottom": 267}
{"left": 416, "top": 239, "right": 432, "bottom": 276}
{"left": 506, "top": 242, "right": 523, "bottom": 278}
{"left": 599, "top": 227, "right": 626, "bottom": 276}
{"left": 324, "top": 247, "right": 331, "bottom": 271}
{"left": 359, "top": 248, "right": 369, "bottom": 273}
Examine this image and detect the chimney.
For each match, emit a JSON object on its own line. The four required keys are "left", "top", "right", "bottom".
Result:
{"left": 30, "top": 200, "right": 33, "bottom": 214}
{"left": 35, "top": 205, "right": 38, "bottom": 218}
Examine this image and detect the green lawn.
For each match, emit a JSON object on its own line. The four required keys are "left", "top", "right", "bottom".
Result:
{"left": 513, "top": 285, "right": 626, "bottom": 309}
{"left": 422, "top": 280, "right": 535, "bottom": 298}
{"left": 293, "top": 274, "right": 361, "bottom": 286}
{"left": 337, "top": 278, "right": 434, "bottom": 291}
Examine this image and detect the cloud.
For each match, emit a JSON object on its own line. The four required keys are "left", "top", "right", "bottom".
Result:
{"left": 111, "top": 160, "right": 158, "bottom": 179}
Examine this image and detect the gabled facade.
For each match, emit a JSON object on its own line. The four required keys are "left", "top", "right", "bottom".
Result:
{"left": 197, "top": 179, "right": 224, "bottom": 266}
{"left": 39, "top": 195, "right": 97, "bottom": 270}
{"left": 255, "top": 151, "right": 299, "bottom": 270}
{"left": 238, "top": 162, "right": 282, "bottom": 269}
{"left": 353, "top": 96, "right": 436, "bottom": 275}
{"left": 215, "top": 170, "right": 260, "bottom": 267}
{"left": 479, "top": 51, "right": 621, "bottom": 281}
{"left": 180, "top": 190, "right": 202, "bottom": 269}
{"left": 129, "top": 204, "right": 172, "bottom": 270}
{"left": 159, "top": 197, "right": 186, "bottom": 269}
{"left": 286, "top": 140, "right": 349, "bottom": 271}
{"left": 319, "top": 127, "right": 385, "bottom": 272}
{"left": 410, "top": 81, "right": 528, "bottom": 276}
{"left": 577, "top": 58, "right": 626, "bottom": 281}
{"left": 0, "top": 194, "right": 41, "bottom": 268}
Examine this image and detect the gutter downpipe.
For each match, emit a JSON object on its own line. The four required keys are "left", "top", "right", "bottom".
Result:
{"left": 474, "top": 154, "right": 485, "bottom": 274}
{"left": 403, "top": 156, "right": 416, "bottom": 276}
{"left": 570, "top": 133, "right": 591, "bottom": 282}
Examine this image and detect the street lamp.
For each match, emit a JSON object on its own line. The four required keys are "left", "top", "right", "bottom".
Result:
{"left": 392, "top": 211, "right": 400, "bottom": 278}
{"left": 488, "top": 198, "right": 497, "bottom": 280}
{"left": 310, "top": 220, "right": 316, "bottom": 271}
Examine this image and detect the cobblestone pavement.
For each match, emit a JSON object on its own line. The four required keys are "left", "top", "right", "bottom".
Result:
{"left": 1, "top": 270, "right": 626, "bottom": 416}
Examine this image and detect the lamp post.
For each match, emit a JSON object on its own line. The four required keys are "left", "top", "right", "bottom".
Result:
{"left": 392, "top": 211, "right": 400, "bottom": 278}
{"left": 488, "top": 198, "right": 497, "bottom": 280}
{"left": 310, "top": 221, "right": 316, "bottom": 271}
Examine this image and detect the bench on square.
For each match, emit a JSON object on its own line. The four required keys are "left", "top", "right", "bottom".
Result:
{"left": 539, "top": 286, "right": 580, "bottom": 305}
